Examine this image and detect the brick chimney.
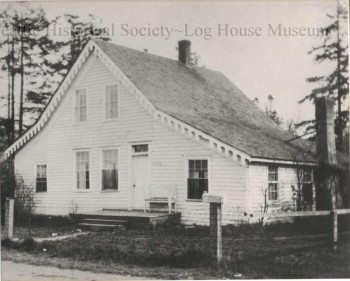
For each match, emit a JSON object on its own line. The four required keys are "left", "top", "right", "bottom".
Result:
{"left": 178, "top": 40, "right": 191, "bottom": 65}
{"left": 315, "top": 96, "right": 337, "bottom": 165}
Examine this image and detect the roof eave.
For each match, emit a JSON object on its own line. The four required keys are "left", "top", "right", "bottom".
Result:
{"left": 250, "top": 156, "right": 319, "bottom": 166}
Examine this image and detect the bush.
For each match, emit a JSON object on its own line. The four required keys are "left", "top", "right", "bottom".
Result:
{"left": 15, "top": 214, "right": 76, "bottom": 228}
{"left": 1, "top": 238, "right": 13, "bottom": 248}
{"left": 21, "top": 237, "right": 36, "bottom": 252}
{"left": 2, "top": 237, "right": 37, "bottom": 252}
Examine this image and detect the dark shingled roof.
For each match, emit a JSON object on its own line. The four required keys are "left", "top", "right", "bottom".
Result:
{"left": 95, "top": 39, "right": 318, "bottom": 163}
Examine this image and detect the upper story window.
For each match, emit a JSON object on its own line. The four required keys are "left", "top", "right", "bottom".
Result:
{"left": 76, "top": 151, "right": 89, "bottom": 189}
{"left": 187, "top": 159, "right": 208, "bottom": 200}
{"left": 75, "top": 89, "right": 87, "bottom": 122}
{"left": 36, "top": 165, "right": 47, "bottom": 192}
{"left": 268, "top": 166, "right": 278, "bottom": 201}
{"left": 105, "top": 84, "right": 118, "bottom": 119}
{"left": 102, "top": 149, "right": 118, "bottom": 190}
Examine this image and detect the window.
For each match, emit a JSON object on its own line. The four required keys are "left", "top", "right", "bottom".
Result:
{"left": 36, "top": 165, "right": 47, "bottom": 192}
{"left": 75, "top": 89, "right": 87, "bottom": 122}
{"left": 132, "top": 144, "right": 148, "bottom": 153}
{"left": 76, "top": 151, "right": 89, "bottom": 189}
{"left": 105, "top": 84, "right": 118, "bottom": 119}
{"left": 102, "top": 149, "right": 118, "bottom": 190}
{"left": 187, "top": 159, "right": 208, "bottom": 200}
{"left": 302, "top": 168, "right": 313, "bottom": 203}
{"left": 268, "top": 166, "right": 278, "bottom": 201}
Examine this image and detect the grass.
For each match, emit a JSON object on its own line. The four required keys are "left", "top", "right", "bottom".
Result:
{"left": 2, "top": 221, "right": 350, "bottom": 279}
{"left": 1, "top": 215, "right": 78, "bottom": 240}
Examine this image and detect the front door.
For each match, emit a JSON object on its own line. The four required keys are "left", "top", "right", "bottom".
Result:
{"left": 131, "top": 154, "right": 149, "bottom": 209}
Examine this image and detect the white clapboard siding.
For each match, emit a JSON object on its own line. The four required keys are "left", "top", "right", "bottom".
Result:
{"left": 15, "top": 53, "right": 247, "bottom": 225}
{"left": 246, "top": 164, "right": 316, "bottom": 214}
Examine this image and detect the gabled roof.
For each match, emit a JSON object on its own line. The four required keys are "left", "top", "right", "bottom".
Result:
{"left": 5, "top": 39, "right": 318, "bottom": 164}
{"left": 94, "top": 40, "right": 317, "bottom": 163}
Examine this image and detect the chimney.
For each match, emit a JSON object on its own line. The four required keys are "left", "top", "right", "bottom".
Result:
{"left": 315, "top": 96, "right": 337, "bottom": 165}
{"left": 178, "top": 40, "right": 191, "bottom": 65}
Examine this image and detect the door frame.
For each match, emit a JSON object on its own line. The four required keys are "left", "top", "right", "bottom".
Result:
{"left": 128, "top": 141, "right": 151, "bottom": 210}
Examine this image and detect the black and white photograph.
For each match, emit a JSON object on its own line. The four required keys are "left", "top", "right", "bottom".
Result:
{"left": 0, "top": 0, "right": 349, "bottom": 280}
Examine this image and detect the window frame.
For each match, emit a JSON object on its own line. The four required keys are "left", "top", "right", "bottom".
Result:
{"left": 186, "top": 157, "right": 210, "bottom": 201}
{"left": 301, "top": 168, "right": 313, "bottom": 203}
{"left": 104, "top": 83, "right": 119, "bottom": 120}
{"left": 131, "top": 143, "right": 149, "bottom": 156}
{"left": 74, "top": 88, "right": 88, "bottom": 123}
{"left": 101, "top": 147, "right": 119, "bottom": 191}
{"left": 268, "top": 165, "right": 279, "bottom": 201}
{"left": 75, "top": 150, "right": 90, "bottom": 191}
{"left": 35, "top": 164, "right": 47, "bottom": 193}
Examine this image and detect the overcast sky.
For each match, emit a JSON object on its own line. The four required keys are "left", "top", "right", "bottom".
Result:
{"left": 0, "top": 0, "right": 345, "bottom": 128}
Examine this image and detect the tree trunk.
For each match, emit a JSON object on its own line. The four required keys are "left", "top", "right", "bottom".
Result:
{"left": 10, "top": 35, "right": 15, "bottom": 142}
{"left": 336, "top": 4, "right": 343, "bottom": 149}
{"left": 7, "top": 35, "right": 12, "bottom": 144}
{"left": 19, "top": 26, "right": 24, "bottom": 136}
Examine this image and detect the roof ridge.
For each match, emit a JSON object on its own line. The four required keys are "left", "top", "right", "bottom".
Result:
{"left": 93, "top": 38, "right": 216, "bottom": 73}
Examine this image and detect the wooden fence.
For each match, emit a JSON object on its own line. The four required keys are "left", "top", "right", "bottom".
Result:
{"left": 247, "top": 209, "right": 350, "bottom": 243}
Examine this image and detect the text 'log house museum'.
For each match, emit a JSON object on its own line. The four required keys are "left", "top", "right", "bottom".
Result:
{"left": 5, "top": 39, "right": 348, "bottom": 225}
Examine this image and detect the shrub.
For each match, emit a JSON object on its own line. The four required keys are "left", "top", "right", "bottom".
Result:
{"left": 1, "top": 238, "right": 13, "bottom": 248}
{"left": 21, "top": 237, "right": 36, "bottom": 252}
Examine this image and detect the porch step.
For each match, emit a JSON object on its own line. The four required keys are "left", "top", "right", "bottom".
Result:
{"left": 82, "top": 218, "right": 127, "bottom": 225}
{"left": 70, "top": 211, "right": 181, "bottom": 229}
{"left": 79, "top": 223, "right": 122, "bottom": 227}
{"left": 73, "top": 215, "right": 128, "bottom": 230}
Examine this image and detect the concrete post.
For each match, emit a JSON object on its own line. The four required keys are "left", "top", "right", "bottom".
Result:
{"left": 4, "top": 198, "right": 14, "bottom": 240}
{"left": 330, "top": 210, "right": 338, "bottom": 243}
{"left": 203, "top": 193, "right": 223, "bottom": 266}
{"left": 209, "top": 202, "right": 222, "bottom": 265}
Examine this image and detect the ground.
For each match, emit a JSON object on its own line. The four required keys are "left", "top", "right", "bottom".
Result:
{"left": 2, "top": 260, "right": 152, "bottom": 281}
{"left": 2, "top": 219, "right": 350, "bottom": 279}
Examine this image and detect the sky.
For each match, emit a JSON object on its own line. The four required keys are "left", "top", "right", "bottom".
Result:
{"left": 0, "top": 0, "right": 346, "bottom": 129}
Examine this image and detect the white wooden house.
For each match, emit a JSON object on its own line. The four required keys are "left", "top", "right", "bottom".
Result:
{"left": 5, "top": 39, "right": 320, "bottom": 225}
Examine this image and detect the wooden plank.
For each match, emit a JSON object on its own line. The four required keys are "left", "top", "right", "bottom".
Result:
{"left": 249, "top": 209, "right": 350, "bottom": 219}
{"left": 337, "top": 209, "right": 350, "bottom": 215}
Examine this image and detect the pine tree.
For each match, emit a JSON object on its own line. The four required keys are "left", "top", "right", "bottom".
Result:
{"left": 0, "top": 7, "right": 59, "bottom": 137}
{"left": 0, "top": 8, "right": 111, "bottom": 140}
{"left": 25, "top": 13, "right": 111, "bottom": 118}
{"left": 298, "top": 2, "right": 349, "bottom": 148}
{"left": 63, "top": 14, "right": 110, "bottom": 69}
{"left": 265, "top": 95, "right": 282, "bottom": 126}
{"left": 0, "top": 9, "right": 18, "bottom": 143}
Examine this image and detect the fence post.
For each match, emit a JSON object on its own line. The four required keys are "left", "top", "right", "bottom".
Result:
{"left": 4, "top": 198, "right": 14, "bottom": 240}
{"left": 330, "top": 210, "right": 338, "bottom": 244}
{"left": 203, "top": 193, "right": 223, "bottom": 267}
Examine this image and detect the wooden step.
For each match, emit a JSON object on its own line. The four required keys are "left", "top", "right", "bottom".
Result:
{"left": 79, "top": 223, "right": 122, "bottom": 227}
{"left": 82, "top": 218, "right": 127, "bottom": 225}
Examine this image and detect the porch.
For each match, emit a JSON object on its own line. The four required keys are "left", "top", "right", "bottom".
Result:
{"left": 70, "top": 209, "right": 181, "bottom": 229}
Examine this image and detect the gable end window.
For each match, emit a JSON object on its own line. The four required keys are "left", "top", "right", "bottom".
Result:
{"left": 76, "top": 151, "right": 90, "bottom": 189}
{"left": 105, "top": 84, "right": 118, "bottom": 119}
{"left": 75, "top": 89, "right": 87, "bottom": 122}
{"left": 268, "top": 166, "right": 278, "bottom": 201}
{"left": 102, "top": 149, "right": 118, "bottom": 190}
{"left": 187, "top": 159, "right": 208, "bottom": 200}
{"left": 36, "top": 165, "right": 47, "bottom": 192}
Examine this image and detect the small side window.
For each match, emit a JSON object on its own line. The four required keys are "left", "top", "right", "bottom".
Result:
{"left": 302, "top": 168, "right": 313, "bottom": 203}
{"left": 268, "top": 166, "right": 278, "bottom": 201}
{"left": 36, "top": 165, "right": 47, "bottom": 192}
